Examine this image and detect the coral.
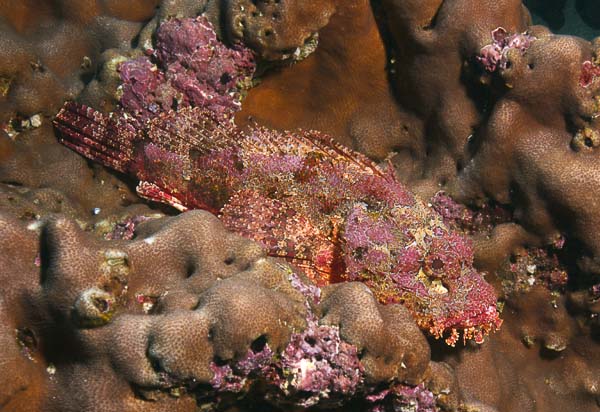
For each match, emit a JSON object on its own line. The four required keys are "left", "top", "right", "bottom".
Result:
{"left": 209, "top": 272, "right": 365, "bottom": 408}
{"left": 449, "top": 286, "right": 600, "bottom": 412}
{"left": 452, "top": 24, "right": 600, "bottom": 276}
{"left": 2, "top": 1, "right": 600, "bottom": 412}
{"left": 0, "top": 121, "right": 151, "bottom": 226}
{"left": 0, "top": 210, "right": 457, "bottom": 411}
{"left": 0, "top": 0, "right": 160, "bottom": 125}
{"left": 206, "top": 0, "right": 335, "bottom": 61}
{"left": 234, "top": 0, "right": 411, "bottom": 165}
{"left": 119, "top": 16, "right": 255, "bottom": 122}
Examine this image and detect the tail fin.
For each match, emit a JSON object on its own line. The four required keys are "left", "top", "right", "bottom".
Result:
{"left": 53, "top": 102, "right": 136, "bottom": 174}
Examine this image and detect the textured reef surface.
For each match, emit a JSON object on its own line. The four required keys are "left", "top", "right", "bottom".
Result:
{"left": 1, "top": 1, "right": 600, "bottom": 412}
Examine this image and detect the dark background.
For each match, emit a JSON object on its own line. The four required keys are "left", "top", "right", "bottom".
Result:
{"left": 524, "top": 0, "right": 600, "bottom": 39}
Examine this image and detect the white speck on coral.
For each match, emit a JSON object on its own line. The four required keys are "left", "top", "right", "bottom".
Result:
{"left": 27, "top": 221, "right": 43, "bottom": 231}
{"left": 29, "top": 114, "right": 42, "bottom": 128}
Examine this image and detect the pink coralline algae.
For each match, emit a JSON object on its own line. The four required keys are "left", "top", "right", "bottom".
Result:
{"left": 431, "top": 191, "right": 512, "bottom": 234}
{"left": 53, "top": 17, "right": 501, "bottom": 346}
{"left": 367, "top": 383, "right": 436, "bottom": 412}
{"left": 478, "top": 27, "right": 536, "bottom": 72}
{"left": 209, "top": 272, "right": 436, "bottom": 410}
{"left": 118, "top": 16, "right": 255, "bottom": 121}
{"left": 210, "top": 316, "right": 363, "bottom": 407}
{"left": 579, "top": 60, "right": 600, "bottom": 88}
{"left": 104, "top": 215, "right": 151, "bottom": 240}
{"left": 209, "top": 273, "right": 359, "bottom": 407}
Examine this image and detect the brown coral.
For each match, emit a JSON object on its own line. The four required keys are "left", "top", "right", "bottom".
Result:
{"left": 0, "top": 0, "right": 160, "bottom": 125}
{"left": 0, "top": 210, "right": 455, "bottom": 411}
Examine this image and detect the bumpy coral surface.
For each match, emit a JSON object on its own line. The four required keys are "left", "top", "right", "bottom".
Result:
{"left": 0, "top": 0, "right": 160, "bottom": 127}
{"left": 0, "top": 210, "right": 458, "bottom": 411}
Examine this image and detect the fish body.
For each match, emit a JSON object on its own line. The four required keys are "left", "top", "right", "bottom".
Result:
{"left": 54, "top": 102, "right": 501, "bottom": 345}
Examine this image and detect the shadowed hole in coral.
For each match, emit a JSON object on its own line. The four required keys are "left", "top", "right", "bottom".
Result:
{"left": 539, "top": 345, "right": 564, "bottom": 360}
{"left": 422, "top": 2, "right": 442, "bottom": 31}
{"left": 224, "top": 255, "right": 235, "bottom": 265}
{"left": 304, "top": 336, "right": 317, "bottom": 346}
{"left": 220, "top": 72, "right": 232, "bottom": 85}
{"left": 528, "top": 63, "right": 535, "bottom": 70}
{"left": 16, "top": 327, "right": 38, "bottom": 351}
{"left": 585, "top": 137, "right": 594, "bottom": 148}
{"left": 147, "top": 348, "right": 166, "bottom": 374}
{"left": 264, "top": 29, "right": 273, "bottom": 37}
{"left": 39, "top": 225, "right": 55, "bottom": 284}
{"left": 131, "top": 33, "right": 141, "bottom": 49}
{"left": 185, "top": 259, "right": 196, "bottom": 278}
{"left": 250, "top": 334, "right": 268, "bottom": 352}
{"left": 279, "top": 47, "right": 296, "bottom": 56}
{"left": 1, "top": 180, "right": 24, "bottom": 187}
{"left": 93, "top": 296, "right": 110, "bottom": 313}
{"left": 212, "top": 355, "right": 228, "bottom": 366}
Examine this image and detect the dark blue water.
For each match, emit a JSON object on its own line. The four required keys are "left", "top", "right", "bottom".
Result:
{"left": 524, "top": 0, "right": 600, "bottom": 39}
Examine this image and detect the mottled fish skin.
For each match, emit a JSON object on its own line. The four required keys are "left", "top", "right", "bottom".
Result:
{"left": 54, "top": 102, "right": 501, "bottom": 345}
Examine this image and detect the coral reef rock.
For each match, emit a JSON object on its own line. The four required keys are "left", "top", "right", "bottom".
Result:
{"left": 0, "top": 210, "right": 460, "bottom": 412}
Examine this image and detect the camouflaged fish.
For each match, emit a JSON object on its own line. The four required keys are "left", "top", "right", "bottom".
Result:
{"left": 53, "top": 16, "right": 501, "bottom": 345}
